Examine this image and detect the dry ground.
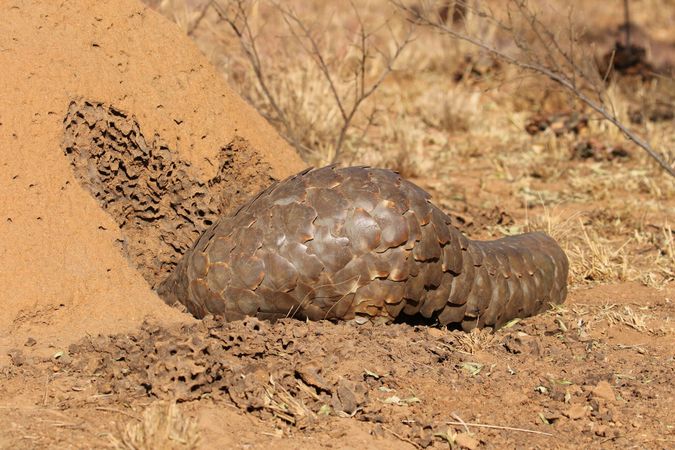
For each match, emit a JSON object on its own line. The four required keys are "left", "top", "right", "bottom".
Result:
{"left": 1, "top": 0, "right": 674, "bottom": 449}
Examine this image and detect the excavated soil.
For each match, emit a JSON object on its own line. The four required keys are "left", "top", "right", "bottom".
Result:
{"left": 63, "top": 99, "right": 276, "bottom": 286}
{"left": 2, "top": 284, "right": 674, "bottom": 449}
{"left": 1, "top": 1, "right": 673, "bottom": 449}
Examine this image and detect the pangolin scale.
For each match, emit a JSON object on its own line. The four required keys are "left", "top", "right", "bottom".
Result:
{"left": 158, "top": 166, "right": 568, "bottom": 330}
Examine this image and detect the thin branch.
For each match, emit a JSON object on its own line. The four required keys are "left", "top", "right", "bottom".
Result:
{"left": 274, "top": 2, "right": 349, "bottom": 122}
{"left": 273, "top": 1, "right": 413, "bottom": 162}
{"left": 382, "top": 425, "right": 423, "bottom": 449}
{"left": 445, "top": 420, "right": 554, "bottom": 436}
{"left": 213, "top": 0, "right": 303, "bottom": 153}
{"left": 394, "top": 1, "right": 675, "bottom": 178}
{"left": 214, "top": 0, "right": 411, "bottom": 163}
{"left": 187, "top": 0, "right": 215, "bottom": 36}
{"left": 451, "top": 412, "right": 471, "bottom": 434}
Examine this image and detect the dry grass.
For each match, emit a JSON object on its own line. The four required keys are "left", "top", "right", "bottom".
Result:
{"left": 148, "top": 0, "right": 674, "bottom": 290}
{"left": 262, "top": 376, "right": 317, "bottom": 424}
{"left": 572, "top": 303, "right": 656, "bottom": 334}
{"left": 566, "top": 219, "right": 632, "bottom": 284}
{"left": 524, "top": 207, "right": 631, "bottom": 285}
{"left": 453, "top": 328, "right": 498, "bottom": 354}
{"left": 601, "top": 305, "right": 651, "bottom": 333}
{"left": 110, "top": 402, "right": 199, "bottom": 450}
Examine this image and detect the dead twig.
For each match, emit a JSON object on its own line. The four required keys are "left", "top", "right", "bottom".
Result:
{"left": 382, "top": 425, "right": 423, "bottom": 449}
{"left": 214, "top": 0, "right": 412, "bottom": 163}
{"left": 213, "top": 0, "right": 303, "bottom": 155}
{"left": 394, "top": 1, "right": 675, "bottom": 178}
{"left": 451, "top": 412, "right": 471, "bottom": 434}
{"left": 272, "top": 0, "right": 414, "bottom": 162}
{"left": 446, "top": 420, "right": 554, "bottom": 436}
{"left": 42, "top": 376, "right": 51, "bottom": 406}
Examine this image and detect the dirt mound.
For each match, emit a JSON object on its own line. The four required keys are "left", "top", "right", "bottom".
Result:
{"left": 0, "top": 0, "right": 305, "bottom": 357}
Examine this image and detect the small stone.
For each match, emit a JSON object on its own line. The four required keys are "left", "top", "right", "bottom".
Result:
{"left": 564, "top": 404, "right": 588, "bottom": 420}
{"left": 502, "top": 333, "right": 538, "bottom": 355}
{"left": 567, "top": 384, "right": 583, "bottom": 396}
{"left": 454, "top": 432, "right": 479, "bottom": 450}
{"left": 592, "top": 381, "right": 616, "bottom": 402}
{"left": 8, "top": 349, "right": 24, "bottom": 367}
{"left": 24, "top": 337, "right": 37, "bottom": 347}
{"left": 296, "top": 364, "right": 331, "bottom": 392}
{"left": 418, "top": 429, "right": 433, "bottom": 448}
{"left": 336, "top": 383, "right": 358, "bottom": 415}
{"left": 542, "top": 410, "right": 562, "bottom": 422}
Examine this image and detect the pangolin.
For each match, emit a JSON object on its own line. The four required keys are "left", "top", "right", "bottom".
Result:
{"left": 158, "top": 166, "right": 568, "bottom": 330}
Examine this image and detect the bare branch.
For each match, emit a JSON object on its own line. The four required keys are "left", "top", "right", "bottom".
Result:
{"left": 211, "top": 0, "right": 411, "bottom": 163}
{"left": 270, "top": 1, "right": 413, "bottom": 162}
{"left": 274, "top": 2, "right": 349, "bottom": 123}
{"left": 187, "top": 0, "right": 215, "bottom": 36}
{"left": 213, "top": 0, "right": 305, "bottom": 154}
{"left": 393, "top": 0, "right": 674, "bottom": 178}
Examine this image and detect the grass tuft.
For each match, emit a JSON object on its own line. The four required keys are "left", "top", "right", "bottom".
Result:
{"left": 110, "top": 402, "right": 199, "bottom": 450}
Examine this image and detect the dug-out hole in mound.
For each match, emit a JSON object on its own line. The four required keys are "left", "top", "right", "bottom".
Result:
{"left": 62, "top": 99, "right": 275, "bottom": 288}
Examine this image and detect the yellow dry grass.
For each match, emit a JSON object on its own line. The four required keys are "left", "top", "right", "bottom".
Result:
{"left": 453, "top": 328, "right": 498, "bottom": 354}
{"left": 110, "top": 402, "right": 199, "bottom": 450}
{"left": 149, "top": 0, "right": 674, "bottom": 291}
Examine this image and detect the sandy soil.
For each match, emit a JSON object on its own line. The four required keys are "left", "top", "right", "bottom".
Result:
{"left": 0, "top": 0, "right": 304, "bottom": 356}
{"left": 1, "top": 1, "right": 673, "bottom": 449}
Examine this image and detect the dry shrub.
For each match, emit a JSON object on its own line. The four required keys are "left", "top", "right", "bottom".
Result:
{"left": 397, "top": 0, "right": 675, "bottom": 178}
{"left": 524, "top": 205, "right": 580, "bottom": 243}
{"left": 566, "top": 225, "right": 630, "bottom": 284}
{"left": 110, "top": 402, "right": 199, "bottom": 450}
{"left": 205, "top": 0, "right": 415, "bottom": 165}
{"left": 601, "top": 305, "right": 650, "bottom": 333}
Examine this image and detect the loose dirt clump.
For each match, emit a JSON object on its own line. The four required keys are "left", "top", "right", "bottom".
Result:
{"left": 4, "top": 288, "right": 673, "bottom": 448}
{"left": 525, "top": 112, "right": 589, "bottom": 137}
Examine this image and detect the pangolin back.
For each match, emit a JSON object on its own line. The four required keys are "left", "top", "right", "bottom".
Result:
{"left": 158, "top": 166, "right": 568, "bottom": 330}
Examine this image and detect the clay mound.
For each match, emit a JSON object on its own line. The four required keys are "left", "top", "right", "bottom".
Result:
{"left": 0, "top": 0, "right": 305, "bottom": 357}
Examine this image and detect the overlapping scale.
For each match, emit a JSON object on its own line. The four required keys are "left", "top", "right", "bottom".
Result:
{"left": 158, "top": 166, "right": 569, "bottom": 330}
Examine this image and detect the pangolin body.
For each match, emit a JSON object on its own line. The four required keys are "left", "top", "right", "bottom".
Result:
{"left": 158, "top": 166, "right": 568, "bottom": 330}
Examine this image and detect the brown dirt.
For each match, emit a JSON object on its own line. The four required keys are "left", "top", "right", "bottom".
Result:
{"left": 2, "top": 282, "right": 673, "bottom": 449}
{"left": 1, "top": 1, "right": 673, "bottom": 449}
